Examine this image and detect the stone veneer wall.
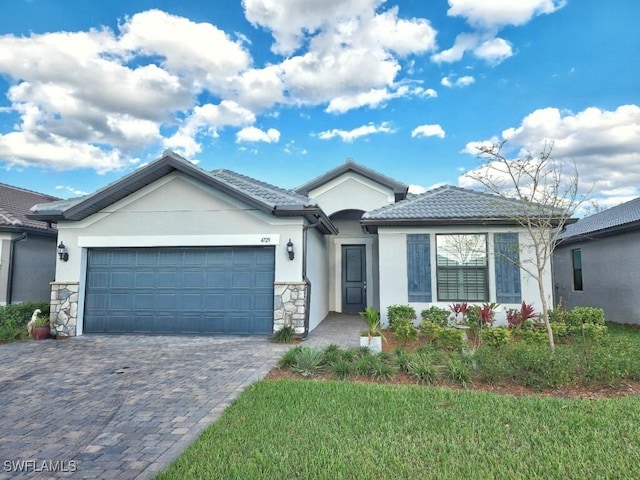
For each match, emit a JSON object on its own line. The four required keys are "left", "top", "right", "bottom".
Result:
{"left": 50, "top": 282, "right": 79, "bottom": 337}
{"left": 274, "top": 282, "right": 307, "bottom": 334}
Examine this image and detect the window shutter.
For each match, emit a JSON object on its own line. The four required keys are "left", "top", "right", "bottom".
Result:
{"left": 494, "top": 232, "right": 521, "bottom": 303}
{"left": 407, "top": 234, "right": 431, "bottom": 302}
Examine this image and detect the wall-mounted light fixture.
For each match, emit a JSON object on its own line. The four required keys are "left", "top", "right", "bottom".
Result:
{"left": 286, "top": 239, "right": 294, "bottom": 260}
{"left": 57, "top": 241, "right": 69, "bottom": 262}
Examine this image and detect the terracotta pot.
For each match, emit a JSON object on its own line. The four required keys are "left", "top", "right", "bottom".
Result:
{"left": 32, "top": 325, "right": 51, "bottom": 340}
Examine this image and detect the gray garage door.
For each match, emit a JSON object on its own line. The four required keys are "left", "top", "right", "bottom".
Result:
{"left": 84, "top": 247, "right": 275, "bottom": 335}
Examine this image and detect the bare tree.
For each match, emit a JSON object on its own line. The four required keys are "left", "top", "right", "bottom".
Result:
{"left": 465, "top": 141, "right": 588, "bottom": 349}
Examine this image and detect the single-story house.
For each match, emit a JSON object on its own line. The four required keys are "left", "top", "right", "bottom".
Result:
{"left": 0, "top": 183, "right": 59, "bottom": 305}
{"left": 554, "top": 196, "right": 640, "bottom": 325}
{"left": 29, "top": 151, "right": 555, "bottom": 336}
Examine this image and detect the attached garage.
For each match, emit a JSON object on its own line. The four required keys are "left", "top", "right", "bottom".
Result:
{"left": 84, "top": 246, "right": 275, "bottom": 335}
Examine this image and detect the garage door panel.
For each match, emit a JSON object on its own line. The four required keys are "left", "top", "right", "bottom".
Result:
{"left": 85, "top": 247, "right": 274, "bottom": 335}
{"left": 157, "top": 272, "right": 178, "bottom": 288}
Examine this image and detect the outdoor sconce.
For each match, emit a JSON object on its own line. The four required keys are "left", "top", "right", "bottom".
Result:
{"left": 286, "top": 239, "right": 294, "bottom": 260}
{"left": 57, "top": 241, "right": 69, "bottom": 262}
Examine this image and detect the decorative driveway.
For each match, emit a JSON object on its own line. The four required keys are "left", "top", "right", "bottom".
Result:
{"left": 0, "top": 335, "right": 289, "bottom": 479}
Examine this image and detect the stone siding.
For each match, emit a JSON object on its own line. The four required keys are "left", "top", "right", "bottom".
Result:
{"left": 50, "top": 282, "right": 79, "bottom": 337}
{"left": 274, "top": 282, "right": 307, "bottom": 334}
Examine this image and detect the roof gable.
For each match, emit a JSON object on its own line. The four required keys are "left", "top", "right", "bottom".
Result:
{"left": 28, "top": 151, "right": 337, "bottom": 234}
{"left": 295, "top": 158, "right": 408, "bottom": 201}
{"left": 0, "top": 183, "right": 59, "bottom": 234}
{"left": 559, "top": 196, "right": 640, "bottom": 242}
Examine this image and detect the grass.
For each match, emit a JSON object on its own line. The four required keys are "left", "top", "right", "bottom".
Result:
{"left": 158, "top": 379, "right": 640, "bottom": 479}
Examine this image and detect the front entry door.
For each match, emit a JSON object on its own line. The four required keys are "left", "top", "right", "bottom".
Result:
{"left": 342, "top": 245, "right": 366, "bottom": 313}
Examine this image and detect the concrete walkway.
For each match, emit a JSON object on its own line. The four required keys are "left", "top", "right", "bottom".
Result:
{"left": 0, "top": 335, "right": 289, "bottom": 479}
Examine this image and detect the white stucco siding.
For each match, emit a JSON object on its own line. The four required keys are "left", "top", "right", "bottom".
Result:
{"left": 378, "top": 226, "right": 552, "bottom": 326}
{"left": 54, "top": 172, "right": 304, "bottom": 284}
{"left": 306, "top": 227, "right": 330, "bottom": 332}
{"left": 308, "top": 173, "right": 394, "bottom": 216}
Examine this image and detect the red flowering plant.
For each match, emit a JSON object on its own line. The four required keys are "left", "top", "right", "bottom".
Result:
{"left": 479, "top": 302, "right": 499, "bottom": 327}
{"left": 506, "top": 301, "right": 537, "bottom": 329}
{"left": 449, "top": 302, "right": 469, "bottom": 325}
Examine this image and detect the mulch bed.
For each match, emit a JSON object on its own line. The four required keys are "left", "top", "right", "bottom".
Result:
{"left": 265, "top": 329, "right": 640, "bottom": 400}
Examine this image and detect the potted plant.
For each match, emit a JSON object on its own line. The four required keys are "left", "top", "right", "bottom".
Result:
{"left": 28, "top": 309, "right": 51, "bottom": 340}
{"left": 359, "top": 306, "right": 386, "bottom": 353}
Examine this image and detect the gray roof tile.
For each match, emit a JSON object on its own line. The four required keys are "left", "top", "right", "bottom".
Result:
{"left": 211, "top": 169, "right": 315, "bottom": 208}
{"left": 0, "top": 183, "right": 59, "bottom": 232}
{"left": 559, "top": 196, "right": 640, "bottom": 240}
{"left": 362, "top": 185, "right": 527, "bottom": 221}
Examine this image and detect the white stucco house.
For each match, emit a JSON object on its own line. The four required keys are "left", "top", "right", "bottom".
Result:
{"left": 29, "top": 151, "right": 555, "bottom": 336}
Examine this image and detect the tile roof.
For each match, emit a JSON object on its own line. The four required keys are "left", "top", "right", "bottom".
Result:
{"left": 211, "top": 169, "right": 316, "bottom": 208}
{"left": 558, "top": 196, "right": 640, "bottom": 240}
{"left": 0, "top": 183, "right": 59, "bottom": 233}
{"left": 362, "top": 185, "right": 529, "bottom": 221}
{"left": 28, "top": 151, "right": 338, "bottom": 232}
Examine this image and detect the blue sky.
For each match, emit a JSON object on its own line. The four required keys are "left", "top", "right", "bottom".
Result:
{"left": 0, "top": 0, "right": 638, "bottom": 209}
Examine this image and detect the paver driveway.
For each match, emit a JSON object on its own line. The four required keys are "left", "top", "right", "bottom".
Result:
{"left": 0, "top": 335, "right": 289, "bottom": 479}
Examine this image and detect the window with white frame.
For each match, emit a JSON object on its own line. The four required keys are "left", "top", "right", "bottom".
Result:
{"left": 436, "top": 234, "right": 488, "bottom": 301}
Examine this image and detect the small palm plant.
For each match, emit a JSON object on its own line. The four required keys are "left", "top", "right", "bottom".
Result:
{"left": 359, "top": 307, "right": 386, "bottom": 352}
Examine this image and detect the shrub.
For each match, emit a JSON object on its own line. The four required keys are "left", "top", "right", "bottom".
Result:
{"left": 393, "top": 320, "right": 419, "bottom": 341}
{"left": 330, "top": 359, "right": 353, "bottom": 379}
{"left": 420, "top": 321, "right": 443, "bottom": 343}
{"left": 567, "top": 306, "right": 605, "bottom": 326}
{"left": 407, "top": 353, "right": 439, "bottom": 384}
{"left": 371, "top": 361, "right": 397, "bottom": 381}
{"left": 272, "top": 325, "right": 295, "bottom": 343}
{"left": 421, "top": 306, "right": 451, "bottom": 327}
{"left": 290, "top": 347, "right": 326, "bottom": 377}
{"left": 0, "top": 302, "right": 50, "bottom": 342}
{"left": 480, "top": 327, "right": 511, "bottom": 348}
{"left": 387, "top": 304, "right": 416, "bottom": 329}
{"left": 520, "top": 328, "right": 548, "bottom": 345}
{"left": 437, "top": 328, "right": 465, "bottom": 351}
{"left": 445, "top": 358, "right": 470, "bottom": 387}
{"left": 466, "top": 305, "right": 482, "bottom": 333}
{"left": 323, "top": 344, "right": 343, "bottom": 364}
{"left": 550, "top": 322, "right": 569, "bottom": 340}
{"left": 278, "top": 346, "right": 303, "bottom": 368}
{"left": 392, "top": 347, "right": 413, "bottom": 373}
{"left": 504, "top": 344, "right": 578, "bottom": 390}
{"left": 569, "top": 323, "right": 608, "bottom": 340}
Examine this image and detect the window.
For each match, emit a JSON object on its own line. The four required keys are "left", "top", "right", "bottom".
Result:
{"left": 436, "top": 234, "right": 488, "bottom": 301}
{"left": 572, "top": 249, "right": 583, "bottom": 291}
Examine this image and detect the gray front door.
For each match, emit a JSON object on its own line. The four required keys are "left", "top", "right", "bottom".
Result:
{"left": 84, "top": 246, "right": 275, "bottom": 335}
{"left": 342, "top": 245, "right": 366, "bottom": 313}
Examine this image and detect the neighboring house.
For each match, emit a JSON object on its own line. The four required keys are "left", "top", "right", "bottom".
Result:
{"left": 0, "top": 183, "right": 59, "bottom": 305}
{"left": 29, "top": 151, "right": 556, "bottom": 336}
{"left": 554, "top": 197, "right": 640, "bottom": 325}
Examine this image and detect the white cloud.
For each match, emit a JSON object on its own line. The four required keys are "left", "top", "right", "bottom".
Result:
{"left": 411, "top": 124, "right": 445, "bottom": 139}
{"left": 325, "top": 85, "right": 432, "bottom": 114}
{"left": 447, "top": 0, "right": 567, "bottom": 29}
{"left": 433, "top": 1, "right": 564, "bottom": 65}
{"left": 236, "top": 127, "right": 281, "bottom": 143}
{"left": 441, "top": 75, "right": 475, "bottom": 88}
{"left": 408, "top": 184, "right": 427, "bottom": 194}
{"left": 316, "top": 122, "right": 395, "bottom": 142}
{"left": 55, "top": 185, "right": 89, "bottom": 196}
{"left": 474, "top": 37, "right": 513, "bottom": 64}
{"left": 460, "top": 105, "right": 640, "bottom": 205}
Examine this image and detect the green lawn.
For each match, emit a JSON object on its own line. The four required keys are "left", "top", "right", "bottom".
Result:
{"left": 158, "top": 379, "right": 640, "bottom": 479}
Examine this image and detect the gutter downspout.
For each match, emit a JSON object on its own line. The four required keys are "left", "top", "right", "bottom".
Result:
{"left": 6, "top": 232, "right": 27, "bottom": 304}
{"left": 301, "top": 219, "right": 323, "bottom": 338}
